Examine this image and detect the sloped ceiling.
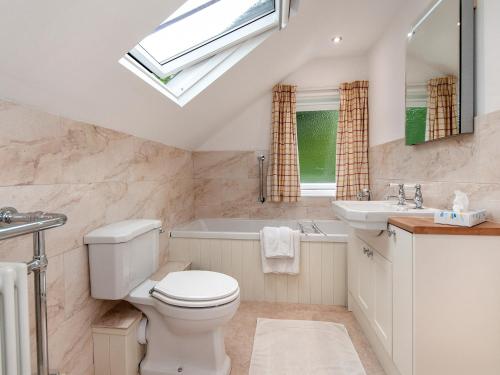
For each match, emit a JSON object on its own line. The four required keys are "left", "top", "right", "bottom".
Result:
{"left": 0, "top": 0, "right": 404, "bottom": 150}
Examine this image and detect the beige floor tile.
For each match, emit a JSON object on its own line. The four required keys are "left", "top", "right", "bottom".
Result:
{"left": 225, "top": 301, "right": 385, "bottom": 375}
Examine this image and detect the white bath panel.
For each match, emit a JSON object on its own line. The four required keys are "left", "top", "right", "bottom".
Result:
{"left": 169, "top": 238, "right": 347, "bottom": 306}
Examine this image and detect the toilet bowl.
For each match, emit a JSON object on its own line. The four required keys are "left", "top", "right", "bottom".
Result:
{"left": 127, "top": 270, "right": 240, "bottom": 375}
{"left": 84, "top": 220, "right": 240, "bottom": 375}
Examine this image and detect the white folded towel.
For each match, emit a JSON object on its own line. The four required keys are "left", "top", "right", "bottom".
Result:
{"left": 260, "top": 229, "right": 301, "bottom": 274}
{"left": 261, "top": 227, "right": 280, "bottom": 258}
{"left": 261, "top": 226, "right": 295, "bottom": 258}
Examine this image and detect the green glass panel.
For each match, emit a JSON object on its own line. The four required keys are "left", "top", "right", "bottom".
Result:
{"left": 406, "top": 107, "right": 427, "bottom": 145}
{"left": 296, "top": 110, "right": 338, "bottom": 183}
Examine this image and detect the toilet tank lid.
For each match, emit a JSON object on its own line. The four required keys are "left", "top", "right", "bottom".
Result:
{"left": 84, "top": 219, "right": 162, "bottom": 244}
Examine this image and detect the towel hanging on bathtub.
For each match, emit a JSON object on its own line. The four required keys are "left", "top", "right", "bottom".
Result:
{"left": 261, "top": 226, "right": 295, "bottom": 258}
{"left": 259, "top": 227, "right": 300, "bottom": 274}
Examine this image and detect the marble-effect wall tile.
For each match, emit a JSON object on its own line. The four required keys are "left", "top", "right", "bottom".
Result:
{"left": 370, "top": 110, "right": 500, "bottom": 222}
{"left": 193, "top": 151, "right": 337, "bottom": 220}
{"left": 0, "top": 100, "right": 194, "bottom": 374}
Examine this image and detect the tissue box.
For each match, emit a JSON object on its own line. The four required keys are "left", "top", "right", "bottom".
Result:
{"left": 434, "top": 209, "right": 487, "bottom": 227}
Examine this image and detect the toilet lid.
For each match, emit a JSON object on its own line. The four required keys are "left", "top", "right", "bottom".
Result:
{"left": 151, "top": 288, "right": 240, "bottom": 308}
{"left": 153, "top": 270, "right": 239, "bottom": 303}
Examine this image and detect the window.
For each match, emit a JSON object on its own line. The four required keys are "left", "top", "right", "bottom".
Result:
{"left": 405, "top": 84, "right": 427, "bottom": 145}
{"left": 120, "top": 0, "right": 295, "bottom": 106}
{"left": 296, "top": 89, "right": 339, "bottom": 197}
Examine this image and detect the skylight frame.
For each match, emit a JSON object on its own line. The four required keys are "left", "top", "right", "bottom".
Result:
{"left": 120, "top": 30, "right": 273, "bottom": 107}
{"left": 129, "top": 0, "right": 286, "bottom": 79}
{"left": 120, "top": 0, "right": 296, "bottom": 107}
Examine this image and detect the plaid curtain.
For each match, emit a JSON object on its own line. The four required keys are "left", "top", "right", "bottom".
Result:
{"left": 268, "top": 84, "right": 301, "bottom": 202}
{"left": 335, "top": 81, "right": 370, "bottom": 200}
{"left": 426, "top": 76, "right": 458, "bottom": 141}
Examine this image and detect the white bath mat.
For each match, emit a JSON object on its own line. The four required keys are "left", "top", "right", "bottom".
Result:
{"left": 249, "top": 318, "right": 366, "bottom": 375}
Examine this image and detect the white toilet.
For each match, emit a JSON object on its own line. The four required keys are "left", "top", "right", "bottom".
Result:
{"left": 84, "top": 220, "right": 240, "bottom": 375}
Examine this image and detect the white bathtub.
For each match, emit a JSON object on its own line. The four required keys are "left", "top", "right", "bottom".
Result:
{"left": 169, "top": 218, "right": 348, "bottom": 306}
{"left": 170, "top": 218, "right": 348, "bottom": 242}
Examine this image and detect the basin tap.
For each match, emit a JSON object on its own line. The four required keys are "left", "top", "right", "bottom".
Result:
{"left": 356, "top": 188, "right": 371, "bottom": 201}
{"left": 385, "top": 183, "right": 406, "bottom": 205}
{"left": 397, "top": 184, "right": 406, "bottom": 205}
{"left": 414, "top": 184, "right": 423, "bottom": 209}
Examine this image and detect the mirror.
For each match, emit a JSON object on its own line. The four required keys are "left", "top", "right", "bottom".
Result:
{"left": 405, "top": 0, "right": 474, "bottom": 145}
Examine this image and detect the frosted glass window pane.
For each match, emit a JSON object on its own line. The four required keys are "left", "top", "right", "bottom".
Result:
{"left": 297, "top": 110, "right": 338, "bottom": 183}
{"left": 405, "top": 107, "right": 427, "bottom": 145}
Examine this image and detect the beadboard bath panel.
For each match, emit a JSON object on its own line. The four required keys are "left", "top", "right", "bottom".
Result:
{"left": 169, "top": 238, "right": 347, "bottom": 306}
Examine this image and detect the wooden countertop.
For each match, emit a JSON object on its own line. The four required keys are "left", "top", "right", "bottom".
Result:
{"left": 388, "top": 217, "right": 500, "bottom": 236}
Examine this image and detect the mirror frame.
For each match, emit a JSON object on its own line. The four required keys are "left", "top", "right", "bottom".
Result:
{"left": 405, "top": 0, "right": 475, "bottom": 144}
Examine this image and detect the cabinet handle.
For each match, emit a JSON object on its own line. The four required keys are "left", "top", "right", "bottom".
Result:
{"left": 362, "top": 247, "right": 374, "bottom": 258}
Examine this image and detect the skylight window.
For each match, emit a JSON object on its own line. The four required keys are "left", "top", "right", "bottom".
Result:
{"left": 120, "top": 0, "right": 297, "bottom": 106}
{"left": 141, "top": 0, "right": 275, "bottom": 66}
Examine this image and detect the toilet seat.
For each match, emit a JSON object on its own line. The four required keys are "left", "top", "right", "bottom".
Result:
{"left": 152, "top": 270, "right": 240, "bottom": 308}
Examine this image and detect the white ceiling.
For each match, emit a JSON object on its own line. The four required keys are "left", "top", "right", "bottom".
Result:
{"left": 0, "top": 0, "right": 405, "bottom": 150}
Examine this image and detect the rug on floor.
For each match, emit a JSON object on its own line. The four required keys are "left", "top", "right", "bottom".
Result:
{"left": 249, "top": 318, "right": 367, "bottom": 375}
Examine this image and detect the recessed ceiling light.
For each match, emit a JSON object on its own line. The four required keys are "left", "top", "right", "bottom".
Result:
{"left": 332, "top": 36, "right": 343, "bottom": 44}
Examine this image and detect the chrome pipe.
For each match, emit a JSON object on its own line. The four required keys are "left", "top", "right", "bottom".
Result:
{"left": 311, "top": 221, "right": 327, "bottom": 236}
{"left": 0, "top": 207, "right": 66, "bottom": 375}
{"left": 33, "top": 231, "right": 49, "bottom": 375}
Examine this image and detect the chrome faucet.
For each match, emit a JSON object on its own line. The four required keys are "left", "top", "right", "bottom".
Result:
{"left": 386, "top": 183, "right": 424, "bottom": 208}
{"left": 414, "top": 184, "right": 423, "bottom": 209}
{"left": 385, "top": 183, "right": 406, "bottom": 206}
{"left": 397, "top": 183, "right": 406, "bottom": 205}
{"left": 356, "top": 188, "right": 371, "bottom": 201}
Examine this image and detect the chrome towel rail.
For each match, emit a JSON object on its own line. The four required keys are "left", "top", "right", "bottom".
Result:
{"left": 257, "top": 155, "right": 266, "bottom": 203}
{"left": 0, "top": 208, "right": 66, "bottom": 241}
{"left": 0, "top": 207, "right": 67, "bottom": 375}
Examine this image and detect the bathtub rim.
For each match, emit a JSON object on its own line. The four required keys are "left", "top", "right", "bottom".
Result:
{"left": 170, "top": 218, "right": 348, "bottom": 243}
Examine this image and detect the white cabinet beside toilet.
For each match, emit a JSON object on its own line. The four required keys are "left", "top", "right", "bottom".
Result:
{"left": 348, "top": 217, "right": 500, "bottom": 375}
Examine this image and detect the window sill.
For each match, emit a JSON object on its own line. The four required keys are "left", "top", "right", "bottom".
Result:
{"left": 300, "top": 189, "right": 336, "bottom": 197}
{"left": 300, "top": 183, "right": 336, "bottom": 197}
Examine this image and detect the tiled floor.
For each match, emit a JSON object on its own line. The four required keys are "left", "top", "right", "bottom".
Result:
{"left": 224, "top": 301, "right": 385, "bottom": 375}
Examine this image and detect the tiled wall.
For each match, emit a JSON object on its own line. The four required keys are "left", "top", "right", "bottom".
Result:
{"left": 0, "top": 100, "right": 194, "bottom": 374}
{"left": 370, "top": 110, "right": 500, "bottom": 221}
{"left": 193, "top": 151, "right": 336, "bottom": 219}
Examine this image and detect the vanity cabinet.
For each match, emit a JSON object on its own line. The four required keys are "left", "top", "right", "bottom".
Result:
{"left": 351, "top": 235, "right": 393, "bottom": 354}
{"left": 348, "top": 218, "right": 500, "bottom": 375}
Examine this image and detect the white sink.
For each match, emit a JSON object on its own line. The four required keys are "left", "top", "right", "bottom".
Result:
{"left": 332, "top": 200, "right": 436, "bottom": 230}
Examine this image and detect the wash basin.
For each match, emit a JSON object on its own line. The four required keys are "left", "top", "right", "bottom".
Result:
{"left": 332, "top": 200, "right": 436, "bottom": 230}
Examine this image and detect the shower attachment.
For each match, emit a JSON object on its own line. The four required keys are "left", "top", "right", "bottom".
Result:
{"left": 0, "top": 207, "right": 67, "bottom": 375}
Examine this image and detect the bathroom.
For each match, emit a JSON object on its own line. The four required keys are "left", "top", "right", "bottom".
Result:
{"left": 1, "top": 0, "right": 499, "bottom": 374}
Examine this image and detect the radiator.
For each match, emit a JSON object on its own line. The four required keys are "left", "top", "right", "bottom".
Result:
{"left": 0, "top": 263, "right": 31, "bottom": 375}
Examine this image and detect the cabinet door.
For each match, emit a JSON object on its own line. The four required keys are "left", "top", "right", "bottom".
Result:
{"left": 373, "top": 250, "right": 393, "bottom": 355}
{"left": 357, "top": 242, "right": 373, "bottom": 319}
{"left": 392, "top": 225, "right": 414, "bottom": 375}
